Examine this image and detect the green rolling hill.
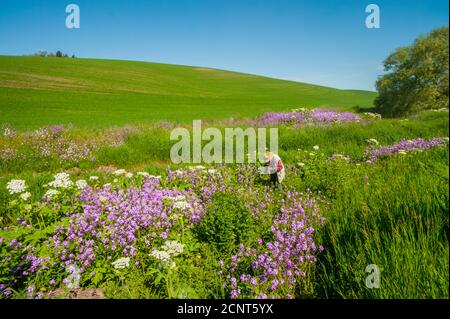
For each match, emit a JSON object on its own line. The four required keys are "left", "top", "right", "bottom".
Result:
{"left": 0, "top": 56, "right": 376, "bottom": 130}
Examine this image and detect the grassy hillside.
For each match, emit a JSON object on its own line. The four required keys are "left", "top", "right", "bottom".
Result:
{"left": 0, "top": 56, "right": 376, "bottom": 130}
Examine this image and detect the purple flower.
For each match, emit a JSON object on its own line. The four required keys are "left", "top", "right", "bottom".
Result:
{"left": 230, "top": 289, "right": 241, "bottom": 299}
{"left": 221, "top": 190, "right": 324, "bottom": 299}
{"left": 9, "top": 239, "right": 21, "bottom": 249}
{"left": 365, "top": 137, "right": 448, "bottom": 163}
{"left": 258, "top": 109, "right": 360, "bottom": 126}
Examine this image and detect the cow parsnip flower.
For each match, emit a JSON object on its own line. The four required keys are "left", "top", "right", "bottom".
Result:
{"left": 6, "top": 179, "right": 27, "bottom": 195}
{"left": 112, "top": 257, "right": 130, "bottom": 269}
{"left": 19, "top": 192, "right": 31, "bottom": 201}
{"left": 75, "top": 179, "right": 88, "bottom": 190}
{"left": 49, "top": 173, "right": 73, "bottom": 189}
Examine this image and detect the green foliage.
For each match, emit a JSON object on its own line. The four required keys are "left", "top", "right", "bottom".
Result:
{"left": 194, "top": 192, "right": 255, "bottom": 253}
{"left": 375, "top": 26, "right": 449, "bottom": 117}
{"left": 290, "top": 149, "right": 356, "bottom": 199}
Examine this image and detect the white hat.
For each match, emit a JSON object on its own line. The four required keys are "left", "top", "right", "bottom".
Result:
{"left": 263, "top": 151, "right": 274, "bottom": 163}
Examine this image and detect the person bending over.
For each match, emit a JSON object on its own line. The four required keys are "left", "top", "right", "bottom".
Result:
{"left": 262, "top": 151, "right": 285, "bottom": 190}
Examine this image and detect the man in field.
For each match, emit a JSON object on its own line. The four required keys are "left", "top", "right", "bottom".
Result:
{"left": 261, "top": 151, "right": 285, "bottom": 190}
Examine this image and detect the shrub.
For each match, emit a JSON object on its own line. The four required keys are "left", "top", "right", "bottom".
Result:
{"left": 194, "top": 192, "right": 254, "bottom": 253}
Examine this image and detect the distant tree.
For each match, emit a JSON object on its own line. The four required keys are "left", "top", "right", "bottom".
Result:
{"left": 374, "top": 26, "right": 449, "bottom": 117}
{"left": 71, "top": 54, "right": 76, "bottom": 58}
{"left": 31, "top": 50, "right": 75, "bottom": 58}
{"left": 34, "top": 50, "right": 48, "bottom": 57}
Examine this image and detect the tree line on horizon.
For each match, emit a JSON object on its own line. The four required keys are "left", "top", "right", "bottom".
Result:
{"left": 31, "top": 50, "right": 76, "bottom": 58}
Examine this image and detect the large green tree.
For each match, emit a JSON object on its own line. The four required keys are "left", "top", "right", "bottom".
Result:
{"left": 374, "top": 26, "right": 449, "bottom": 117}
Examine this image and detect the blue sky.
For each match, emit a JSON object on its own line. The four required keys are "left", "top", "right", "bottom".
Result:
{"left": 0, "top": 0, "right": 448, "bottom": 90}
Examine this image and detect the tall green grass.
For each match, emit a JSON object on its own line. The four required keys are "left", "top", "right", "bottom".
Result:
{"left": 310, "top": 150, "right": 449, "bottom": 298}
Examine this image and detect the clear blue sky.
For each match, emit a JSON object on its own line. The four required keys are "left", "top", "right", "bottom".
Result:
{"left": 0, "top": 0, "right": 448, "bottom": 90}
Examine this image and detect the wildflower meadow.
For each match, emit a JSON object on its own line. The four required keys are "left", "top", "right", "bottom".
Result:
{"left": 0, "top": 108, "right": 448, "bottom": 299}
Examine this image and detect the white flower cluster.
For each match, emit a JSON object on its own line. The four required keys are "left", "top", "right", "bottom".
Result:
{"left": 161, "top": 240, "right": 185, "bottom": 257}
{"left": 75, "top": 179, "right": 88, "bottom": 190}
{"left": 187, "top": 166, "right": 220, "bottom": 176}
{"left": 313, "top": 145, "right": 319, "bottom": 150}
{"left": 174, "top": 169, "right": 184, "bottom": 176}
{"left": 113, "top": 169, "right": 126, "bottom": 175}
{"left": 366, "top": 138, "right": 379, "bottom": 146}
{"left": 188, "top": 165, "right": 206, "bottom": 171}
{"left": 137, "top": 171, "right": 150, "bottom": 177}
{"left": 138, "top": 172, "right": 162, "bottom": 180}
{"left": 150, "top": 240, "right": 184, "bottom": 269}
{"left": 150, "top": 249, "right": 171, "bottom": 263}
{"left": 166, "top": 194, "right": 193, "bottom": 211}
{"left": 363, "top": 112, "right": 382, "bottom": 119}
{"left": 89, "top": 176, "right": 99, "bottom": 181}
{"left": 113, "top": 169, "right": 135, "bottom": 178}
{"left": 173, "top": 200, "right": 192, "bottom": 211}
{"left": 112, "top": 257, "right": 130, "bottom": 269}
{"left": 44, "top": 189, "right": 59, "bottom": 199}
{"left": 6, "top": 179, "right": 27, "bottom": 195}
{"left": 291, "top": 107, "right": 308, "bottom": 113}
{"left": 328, "top": 153, "right": 351, "bottom": 165}
{"left": 3, "top": 127, "right": 15, "bottom": 137}
{"left": 48, "top": 173, "right": 73, "bottom": 189}
{"left": 20, "top": 192, "right": 31, "bottom": 201}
